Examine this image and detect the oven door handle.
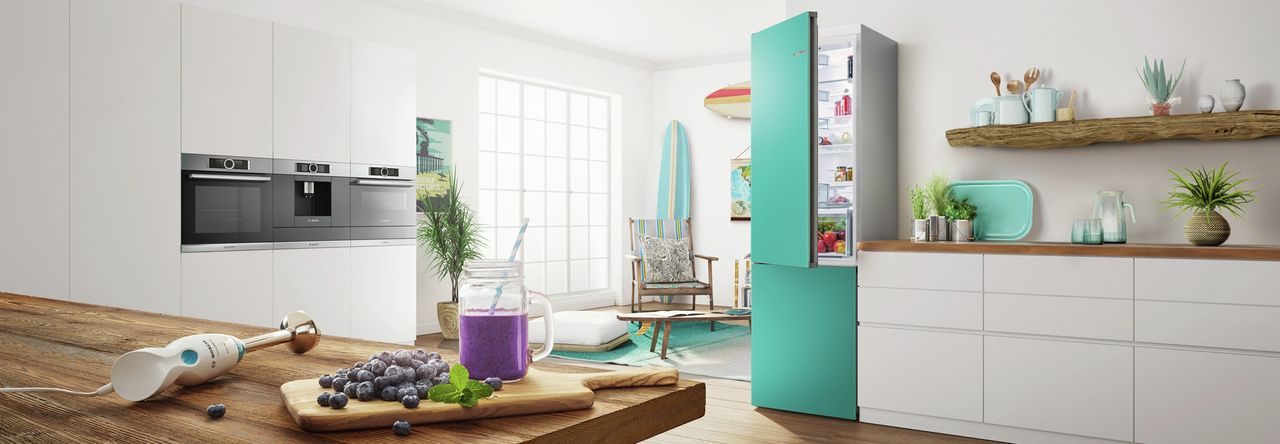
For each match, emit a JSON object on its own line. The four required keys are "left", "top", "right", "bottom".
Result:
{"left": 352, "top": 179, "right": 414, "bottom": 188}
{"left": 187, "top": 173, "right": 272, "bottom": 182}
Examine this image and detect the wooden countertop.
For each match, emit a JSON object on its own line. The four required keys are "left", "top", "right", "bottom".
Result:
{"left": 858, "top": 240, "right": 1280, "bottom": 260}
{"left": 0, "top": 293, "right": 704, "bottom": 443}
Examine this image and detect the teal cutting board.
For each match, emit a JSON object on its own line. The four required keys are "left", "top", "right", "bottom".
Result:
{"left": 949, "top": 180, "right": 1034, "bottom": 241}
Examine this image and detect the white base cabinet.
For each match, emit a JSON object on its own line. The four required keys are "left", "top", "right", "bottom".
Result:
{"left": 274, "top": 248, "right": 351, "bottom": 338}
{"left": 350, "top": 244, "right": 416, "bottom": 344}
{"left": 181, "top": 251, "right": 274, "bottom": 328}
{"left": 858, "top": 327, "right": 983, "bottom": 422}
{"left": 1136, "top": 347, "right": 1280, "bottom": 444}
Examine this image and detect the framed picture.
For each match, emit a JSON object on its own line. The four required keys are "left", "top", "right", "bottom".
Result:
{"left": 416, "top": 118, "right": 452, "bottom": 213}
{"left": 730, "top": 158, "right": 751, "bottom": 220}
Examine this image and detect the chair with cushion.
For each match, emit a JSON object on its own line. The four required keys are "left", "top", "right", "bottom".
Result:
{"left": 627, "top": 218, "right": 718, "bottom": 312}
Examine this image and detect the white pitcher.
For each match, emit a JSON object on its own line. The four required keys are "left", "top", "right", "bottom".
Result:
{"left": 1023, "top": 85, "right": 1063, "bottom": 123}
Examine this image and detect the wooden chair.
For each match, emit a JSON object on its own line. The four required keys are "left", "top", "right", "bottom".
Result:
{"left": 626, "top": 218, "right": 718, "bottom": 313}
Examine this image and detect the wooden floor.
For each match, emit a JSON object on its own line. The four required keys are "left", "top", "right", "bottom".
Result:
{"left": 418, "top": 302, "right": 996, "bottom": 444}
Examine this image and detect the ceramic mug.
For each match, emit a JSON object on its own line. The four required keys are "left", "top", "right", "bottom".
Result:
{"left": 1023, "top": 86, "right": 1062, "bottom": 123}
{"left": 971, "top": 96, "right": 1029, "bottom": 126}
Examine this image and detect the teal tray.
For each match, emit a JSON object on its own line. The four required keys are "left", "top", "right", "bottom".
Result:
{"left": 949, "top": 180, "right": 1034, "bottom": 241}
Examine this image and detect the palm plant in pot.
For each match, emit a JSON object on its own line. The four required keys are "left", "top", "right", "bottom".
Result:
{"left": 1159, "top": 162, "right": 1256, "bottom": 246}
{"left": 418, "top": 171, "right": 485, "bottom": 339}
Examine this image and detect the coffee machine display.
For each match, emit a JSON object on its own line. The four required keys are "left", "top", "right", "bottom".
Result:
{"left": 273, "top": 160, "right": 351, "bottom": 244}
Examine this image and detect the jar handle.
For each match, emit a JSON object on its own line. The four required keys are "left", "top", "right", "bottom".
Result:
{"left": 529, "top": 291, "right": 554, "bottom": 362}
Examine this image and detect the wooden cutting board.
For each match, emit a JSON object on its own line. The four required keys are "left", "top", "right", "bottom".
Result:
{"left": 281, "top": 366, "right": 680, "bottom": 432}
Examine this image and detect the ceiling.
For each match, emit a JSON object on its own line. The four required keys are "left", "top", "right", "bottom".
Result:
{"left": 411, "top": 0, "right": 786, "bottom": 67}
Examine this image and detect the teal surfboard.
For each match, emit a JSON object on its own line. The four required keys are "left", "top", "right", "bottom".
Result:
{"left": 657, "top": 120, "right": 691, "bottom": 220}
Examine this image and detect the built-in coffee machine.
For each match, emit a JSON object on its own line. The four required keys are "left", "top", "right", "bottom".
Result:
{"left": 273, "top": 159, "right": 350, "bottom": 246}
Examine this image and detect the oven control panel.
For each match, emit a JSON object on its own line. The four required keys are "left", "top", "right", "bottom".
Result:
{"left": 209, "top": 157, "right": 250, "bottom": 170}
{"left": 367, "top": 166, "right": 401, "bottom": 177}
{"left": 295, "top": 162, "right": 331, "bottom": 174}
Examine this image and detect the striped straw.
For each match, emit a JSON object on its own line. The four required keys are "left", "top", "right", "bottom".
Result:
{"left": 489, "top": 217, "right": 531, "bottom": 314}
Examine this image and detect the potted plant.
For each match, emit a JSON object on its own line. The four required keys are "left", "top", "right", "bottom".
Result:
{"left": 946, "top": 197, "right": 979, "bottom": 242}
{"left": 924, "top": 172, "right": 951, "bottom": 241}
{"left": 909, "top": 185, "right": 928, "bottom": 241}
{"left": 1159, "top": 162, "right": 1256, "bottom": 246}
{"left": 1136, "top": 56, "right": 1185, "bottom": 116}
{"left": 418, "top": 171, "right": 485, "bottom": 339}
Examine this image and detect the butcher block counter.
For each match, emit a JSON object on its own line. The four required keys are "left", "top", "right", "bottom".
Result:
{"left": 0, "top": 293, "right": 704, "bottom": 443}
{"left": 858, "top": 239, "right": 1280, "bottom": 260}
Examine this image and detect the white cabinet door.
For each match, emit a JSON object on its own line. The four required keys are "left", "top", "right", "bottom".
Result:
{"left": 857, "top": 252, "right": 983, "bottom": 292}
{"left": 1136, "top": 258, "right": 1280, "bottom": 306}
{"left": 1136, "top": 347, "right": 1280, "bottom": 444}
{"left": 858, "top": 287, "right": 981, "bottom": 330}
{"left": 351, "top": 40, "right": 416, "bottom": 168}
{"left": 350, "top": 243, "right": 416, "bottom": 343}
{"left": 985, "top": 293, "right": 1133, "bottom": 341}
{"left": 181, "top": 251, "right": 273, "bottom": 328}
{"left": 858, "top": 326, "right": 983, "bottom": 422}
{"left": 180, "top": 5, "right": 272, "bottom": 158}
{"left": 273, "top": 23, "right": 350, "bottom": 162}
{"left": 1136, "top": 300, "right": 1280, "bottom": 353}
{"left": 274, "top": 247, "right": 351, "bottom": 337}
{"left": 0, "top": 0, "right": 69, "bottom": 300}
{"left": 69, "top": 0, "right": 180, "bottom": 314}
{"left": 985, "top": 255, "right": 1132, "bottom": 299}
{"left": 984, "top": 336, "right": 1133, "bottom": 441}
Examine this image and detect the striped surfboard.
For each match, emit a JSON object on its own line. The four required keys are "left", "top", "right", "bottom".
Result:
{"left": 703, "top": 81, "right": 751, "bottom": 118}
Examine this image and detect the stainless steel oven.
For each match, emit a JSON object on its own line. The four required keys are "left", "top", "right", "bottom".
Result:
{"left": 181, "top": 154, "right": 274, "bottom": 252}
{"left": 349, "top": 164, "right": 415, "bottom": 240}
{"left": 272, "top": 159, "right": 350, "bottom": 243}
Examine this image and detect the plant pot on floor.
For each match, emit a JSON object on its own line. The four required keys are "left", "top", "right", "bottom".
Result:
{"left": 437, "top": 301, "right": 460, "bottom": 339}
{"left": 1184, "top": 209, "right": 1231, "bottom": 246}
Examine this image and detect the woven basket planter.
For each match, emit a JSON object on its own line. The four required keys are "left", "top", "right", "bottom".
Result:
{"left": 1183, "top": 210, "right": 1231, "bottom": 246}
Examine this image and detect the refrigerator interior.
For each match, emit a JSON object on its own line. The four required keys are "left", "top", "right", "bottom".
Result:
{"left": 816, "top": 38, "right": 857, "bottom": 265}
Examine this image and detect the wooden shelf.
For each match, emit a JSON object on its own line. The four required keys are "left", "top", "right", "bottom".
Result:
{"left": 946, "top": 110, "right": 1280, "bottom": 149}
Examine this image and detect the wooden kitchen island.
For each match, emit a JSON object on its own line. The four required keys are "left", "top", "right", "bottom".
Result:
{"left": 0, "top": 293, "right": 705, "bottom": 443}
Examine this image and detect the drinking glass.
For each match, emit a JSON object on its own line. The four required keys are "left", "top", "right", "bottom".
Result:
{"left": 1071, "top": 219, "right": 1088, "bottom": 244}
{"left": 458, "top": 260, "right": 554, "bottom": 381}
{"left": 1083, "top": 218, "right": 1104, "bottom": 245}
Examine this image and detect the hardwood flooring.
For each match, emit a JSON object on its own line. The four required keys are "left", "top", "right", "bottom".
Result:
{"left": 418, "top": 302, "right": 996, "bottom": 444}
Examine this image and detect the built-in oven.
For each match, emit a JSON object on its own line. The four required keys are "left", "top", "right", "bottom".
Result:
{"left": 181, "top": 154, "right": 274, "bottom": 252}
{"left": 349, "top": 164, "right": 416, "bottom": 240}
{"left": 272, "top": 159, "right": 350, "bottom": 244}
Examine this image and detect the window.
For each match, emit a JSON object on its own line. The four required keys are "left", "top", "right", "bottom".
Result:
{"left": 476, "top": 75, "right": 611, "bottom": 297}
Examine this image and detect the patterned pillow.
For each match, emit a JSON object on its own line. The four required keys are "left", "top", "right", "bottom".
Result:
{"left": 638, "top": 235, "right": 695, "bottom": 284}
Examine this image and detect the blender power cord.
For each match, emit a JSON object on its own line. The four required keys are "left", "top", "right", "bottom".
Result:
{"left": 0, "top": 382, "right": 114, "bottom": 397}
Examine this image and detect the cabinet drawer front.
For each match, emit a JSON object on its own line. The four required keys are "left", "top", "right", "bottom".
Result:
{"left": 1136, "top": 258, "right": 1280, "bottom": 306}
{"left": 858, "top": 287, "right": 981, "bottom": 330}
{"left": 985, "top": 293, "right": 1132, "bottom": 341}
{"left": 1137, "top": 348, "right": 1280, "bottom": 444}
{"left": 857, "top": 252, "right": 982, "bottom": 291}
{"left": 858, "top": 327, "right": 983, "bottom": 422}
{"left": 985, "top": 255, "right": 1132, "bottom": 299}
{"left": 984, "top": 336, "right": 1133, "bottom": 441}
{"left": 1136, "top": 300, "right": 1280, "bottom": 352}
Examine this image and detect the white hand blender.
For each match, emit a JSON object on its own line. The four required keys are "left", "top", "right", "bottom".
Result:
{"left": 0, "top": 311, "right": 320, "bottom": 401}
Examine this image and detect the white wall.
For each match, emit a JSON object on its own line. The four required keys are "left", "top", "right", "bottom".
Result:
{"left": 648, "top": 61, "right": 752, "bottom": 307}
{"left": 791, "top": 0, "right": 1280, "bottom": 244}
{"left": 179, "top": 0, "right": 654, "bottom": 333}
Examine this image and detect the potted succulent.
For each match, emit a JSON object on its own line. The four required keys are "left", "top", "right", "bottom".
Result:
{"left": 1159, "top": 162, "right": 1256, "bottom": 246}
{"left": 924, "top": 173, "right": 952, "bottom": 241}
{"left": 909, "top": 185, "right": 928, "bottom": 241}
{"left": 946, "top": 197, "right": 979, "bottom": 242}
{"left": 1136, "top": 56, "right": 1185, "bottom": 116}
{"left": 418, "top": 170, "right": 485, "bottom": 339}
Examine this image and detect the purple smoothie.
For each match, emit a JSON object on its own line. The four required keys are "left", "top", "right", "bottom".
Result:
{"left": 458, "top": 313, "right": 529, "bottom": 381}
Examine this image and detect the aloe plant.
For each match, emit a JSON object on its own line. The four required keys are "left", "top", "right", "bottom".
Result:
{"left": 1136, "top": 56, "right": 1186, "bottom": 103}
{"left": 1159, "top": 162, "right": 1256, "bottom": 220}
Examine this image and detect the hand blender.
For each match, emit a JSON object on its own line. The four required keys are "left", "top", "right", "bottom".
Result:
{"left": 0, "top": 311, "right": 320, "bottom": 401}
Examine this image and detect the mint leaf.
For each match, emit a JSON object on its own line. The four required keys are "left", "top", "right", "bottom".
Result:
{"left": 458, "top": 392, "right": 479, "bottom": 408}
{"left": 450, "top": 364, "right": 469, "bottom": 389}
{"left": 428, "top": 384, "right": 461, "bottom": 403}
{"left": 466, "top": 380, "right": 495, "bottom": 399}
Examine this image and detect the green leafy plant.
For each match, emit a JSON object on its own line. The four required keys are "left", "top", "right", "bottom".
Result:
{"left": 945, "top": 197, "right": 978, "bottom": 221}
{"left": 427, "top": 364, "right": 495, "bottom": 407}
{"left": 1159, "top": 162, "right": 1256, "bottom": 220}
{"left": 1136, "top": 56, "right": 1186, "bottom": 103}
{"left": 418, "top": 169, "right": 485, "bottom": 303}
{"left": 908, "top": 185, "right": 927, "bottom": 219}
{"left": 924, "top": 172, "right": 951, "bottom": 217}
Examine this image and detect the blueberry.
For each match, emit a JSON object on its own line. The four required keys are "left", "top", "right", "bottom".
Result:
{"left": 317, "top": 392, "right": 331, "bottom": 407}
{"left": 343, "top": 381, "right": 359, "bottom": 398}
{"left": 392, "top": 420, "right": 411, "bottom": 436}
{"left": 484, "top": 377, "right": 503, "bottom": 391}
{"left": 397, "top": 387, "right": 416, "bottom": 401}
{"left": 411, "top": 348, "right": 429, "bottom": 362}
{"left": 414, "top": 380, "right": 432, "bottom": 398}
{"left": 378, "top": 351, "right": 394, "bottom": 365}
{"left": 416, "top": 364, "right": 436, "bottom": 381}
{"left": 353, "top": 361, "right": 365, "bottom": 370}
{"left": 394, "top": 350, "right": 413, "bottom": 367}
{"left": 410, "top": 359, "right": 425, "bottom": 370}
{"left": 318, "top": 374, "right": 333, "bottom": 388}
{"left": 429, "top": 359, "right": 449, "bottom": 375}
{"left": 433, "top": 373, "right": 449, "bottom": 386}
{"left": 373, "top": 376, "right": 390, "bottom": 391}
{"left": 329, "top": 392, "right": 349, "bottom": 409}
{"left": 331, "top": 377, "right": 349, "bottom": 392}
{"left": 380, "top": 386, "right": 401, "bottom": 402}
{"left": 426, "top": 352, "right": 441, "bottom": 362}
{"left": 356, "top": 382, "right": 375, "bottom": 401}
{"left": 402, "top": 366, "right": 416, "bottom": 382}
{"left": 356, "top": 369, "right": 375, "bottom": 383}
{"left": 368, "top": 360, "right": 388, "bottom": 376}
{"left": 206, "top": 404, "right": 226, "bottom": 418}
{"left": 401, "top": 394, "right": 420, "bottom": 408}
{"left": 384, "top": 366, "right": 403, "bottom": 384}
{"left": 335, "top": 368, "right": 350, "bottom": 376}
{"left": 370, "top": 352, "right": 382, "bottom": 362}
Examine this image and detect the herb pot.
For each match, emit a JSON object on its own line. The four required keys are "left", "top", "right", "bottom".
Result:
{"left": 912, "top": 219, "right": 928, "bottom": 241}
{"left": 1149, "top": 102, "right": 1172, "bottom": 116}
{"left": 1184, "top": 209, "right": 1231, "bottom": 246}
{"left": 952, "top": 220, "right": 973, "bottom": 242}
{"left": 437, "top": 301, "right": 460, "bottom": 339}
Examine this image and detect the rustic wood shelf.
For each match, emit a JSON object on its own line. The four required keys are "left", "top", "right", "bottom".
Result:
{"left": 946, "top": 110, "right": 1280, "bottom": 149}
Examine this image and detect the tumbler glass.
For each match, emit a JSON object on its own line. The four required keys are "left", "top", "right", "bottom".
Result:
{"left": 1083, "top": 218, "right": 1104, "bottom": 245}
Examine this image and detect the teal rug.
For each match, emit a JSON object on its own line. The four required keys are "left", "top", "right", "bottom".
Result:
{"left": 551, "top": 321, "right": 751, "bottom": 381}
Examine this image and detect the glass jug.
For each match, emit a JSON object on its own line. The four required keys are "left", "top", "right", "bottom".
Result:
{"left": 1093, "top": 191, "right": 1136, "bottom": 244}
{"left": 458, "top": 260, "right": 554, "bottom": 381}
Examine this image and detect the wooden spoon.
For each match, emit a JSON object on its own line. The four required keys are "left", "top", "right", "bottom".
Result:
{"left": 1067, "top": 90, "right": 1077, "bottom": 109}
{"left": 1006, "top": 79, "right": 1023, "bottom": 95}
{"left": 990, "top": 72, "right": 1002, "bottom": 96}
{"left": 1023, "top": 67, "right": 1040, "bottom": 91}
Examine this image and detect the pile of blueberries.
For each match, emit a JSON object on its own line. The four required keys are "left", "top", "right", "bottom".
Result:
{"left": 315, "top": 348, "right": 450, "bottom": 411}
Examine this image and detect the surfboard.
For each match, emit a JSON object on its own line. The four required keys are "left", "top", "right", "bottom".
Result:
{"left": 657, "top": 120, "right": 691, "bottom": 220}
{"left": 704, "top": 81, "right": 751, "bottom": 118}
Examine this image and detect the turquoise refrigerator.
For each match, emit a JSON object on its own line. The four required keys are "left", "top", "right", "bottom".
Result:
{"left": 750, "top": 12, "right": 898, "bottom": 420}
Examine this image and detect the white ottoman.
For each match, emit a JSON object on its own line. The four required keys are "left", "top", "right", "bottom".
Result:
{"left": 529, "top": 311, "right": 630, "bottom": 352}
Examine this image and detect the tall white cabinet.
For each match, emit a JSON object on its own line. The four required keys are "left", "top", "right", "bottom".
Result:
{"left": 350, "top": 243, "right": 417, "bottom": 344}
{"left": 181, "top": 251, "right": 274, "bottom": 328}
{"left": 274, "top": 23, "right": 351, "bottom": 163}
{"left": 351, "top": 40, "right": 417, "bottom": 168}
{"left": 180, "top": 5, "right": 273, "bottom": 158}
{"left": 69, "top": 0, "right": 180, "bottom": 314}
{"left": 274, "top": 247, "right": 352, "bottom": 338}
{"left": 0, "top": 0, "right": 70, "bottom": 300}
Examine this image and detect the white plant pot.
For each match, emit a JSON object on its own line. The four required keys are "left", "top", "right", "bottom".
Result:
{"left": 912, "top": 219, "right": 928, "bottom": 241}
{"left": 952, "top": 220, "right": 973, "bottom": 242}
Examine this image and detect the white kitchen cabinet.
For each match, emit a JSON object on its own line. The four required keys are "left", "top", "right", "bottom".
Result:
{"left": 180, "top": 5, "right": 272, "bottom": 158}
{"left": 351, "top": 40, "right": 416, "bottom": 168}
{"left": 858, "top": 287, "right": 981, "bottom": 330}
{"left": 985, "top": 255, "right": 1132, "bottom": 299}
{"left": 1136, "top": 300, "right": 1280, "bottom": 352}
{"left": 274, "top": 23, "right": 350, "bottom": 163}
{"left": 858, "top": 327, "right": 983, "bottom": 422}
{"left": 274, "top": 247, "right": 351, "bottom": 338}
{"left": 181, "top": 251, "right": 273, "bottom": 328}
{"left": 1136, "top": 347, "right": 1280, "bottom": 444}
{"left": 350, "top": 243, "right": 416, "bottom": 344}
{"left": 69, "top": 0, "right": 180, "bottom": 314}
{"left": 0, "top": 0, "right": 69, "bottom": 300}
{"left": 984, "top": 336, "right": 1133, "bottom": 442}
{"left": 985, "top": 293, "right": 1133, "bottom": 341}
{"left": 1136, "top": 258, "right": 1280, "bottom": 306}
{"left": 857, "top": 252, "right": 982, "bottom": 291}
